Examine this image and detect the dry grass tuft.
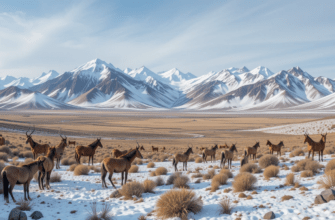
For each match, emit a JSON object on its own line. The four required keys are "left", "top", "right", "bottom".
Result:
{"left": 143, "top": 179, "right": 156, "bottom": 193}
{"left": 129, "top": 165, "right": 139, "bottom": 173}
{"left": 292, "top": 159, "right": 322, "bottom": 174}
{"left": 238, "top": 193, "right": 247, "bottom": 198}
{"left": 0, "top": 152, "right": 8, "bottom": 162}
{"left": 86, "top": 202, "right": 99, "bottom": 220}
{"left": 212, "top": 174, "right": 228, "bottom": 185}
{"left": 220, "top": 169, "right": 233, "bottom": 178}
{"left": 263, "top": 165, "right": 279, "bottom": 180}
{"left": 240, "top": 164, "right": 262, "bottom": 174}
{"left": 155, "top": 177, "right": 165, "bottom": 186}
{"left": 174, "top": 175, "right": 190, "bottom": 189}
{"left": 232, "top": 172, "right": 257, "bottom": 192}
{"left": 61, "top": 158, "right": 77, "bottom": 166}
{"left": 0, "top": 160, "right": 5, "bottom": 173}
{"left": 153, "top": 167, "right": 168, "bottom": 176}
{"left": 218, "top": 196, "right": 234, "bottom": 215}
{"left": 19, "top": 151, "right": 33, "bottom": 159}
{"left": 285, "top": 173, "right": 295, "bottom": 186}
{"left": 325, "top": 159, "right": 335, "bottom": 173}
{"left": 147, "top": 162, "right": 155, "bottom": 168}
{"left": 317, "top": 170, "right": 335, "bottom": 189}
{"left": 195, "top": 157, "right": 203, "bottom": 163}
{"left": 16, "top": 199, "right": 32, "bottom": 211}
{"left": 50, "top": 172, "right": 62, "bottom": 182}
{"left": 119, "top": 181, "right": 145, "bottom": 199}
{"left": 167, "top": 172, "right": 181, "bottom": 185}
{"left": 74, "top": 165, "right": 90, "bottom": 176}
{"left": 69, "top": 164, "right": 78, "bottom": 171}
{"left": 281, "top": 195, "right": 293, "bottom": 201}
{"left": 259, "top": 155, "right": 279, "bottom": 168}
{"left": 246, "top": 195, "right": 253, "bottom": 200}
{"left": 301, "top": 170, "right": 314, "bottom": 178}
{"left": 100, "top": 203, "right": 113, "bottom": 220}
{"left": 289, "top": 149, "right": 305, "bottom": 157}
{"left": 155, "top": 189, "right": 203, "bottom": 220}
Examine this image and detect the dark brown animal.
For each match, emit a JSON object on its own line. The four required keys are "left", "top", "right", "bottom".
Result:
{"left": 55, "top": 134, "right": 68, "bottom": 169}
{"left": 172, "top": 147, "right": 193, "bottom": 171}
{"left": 220, "top": 143, "right": 238, "bottom": 169}
{"left": 266, "top": 140, "right": 284, "bottom": 156}
{"left": 219, "top": 143, "right": 229, "bottom": 149}
{"left": 68, "top": 140, "right": 76, "bottom": 146}
{"left": 161, "top": 147, "right": 166, "bottom": 152}
{"left": 37, "top": 147, "right": 58, "bottom": 190}
{"left": 245, "top": 142, "right": 260, "bottom": 160}
{"left": 140, "top": 145, "right": 145, "bottom": 151}
{"left": 101, "top": 146, "right": 143, "bottom": 188}
{"left": 202, "top": 145, "right": 218, "bottom": 163}
{"left": 112, "top": 148, "right": 128, "bottom": 158}
{"left": 75, "top": 138, "right": 103, "bottom": 165}
{"left": 240, "top": 150, "right": 249, "bottom": 167}
{"left": 2, "top": 159, "right": 44, "bottom": 203}
{"left": 0, "top": 134, "right": 5, "bottom": 145}
{"left": 26, "top": 127, "right": 50, "bottom": 159}
{"left": 152, "top": 146, "right": 158, "bottom": 152}
{"left": 304, "top": 132, "right": 326, "bottom": 161}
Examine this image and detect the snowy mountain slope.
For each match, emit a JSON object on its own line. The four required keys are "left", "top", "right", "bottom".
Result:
{"left": 32, "top": 70, "right": 59, "bottom": 85}
{"left": 158, "top": 68, "right": 196, "bottom": 86}
{"left": 0, "top": 86, "right": 76, "bottom": 110}
{"left": 284, "top": 92, "right": 335, "bottom": 111}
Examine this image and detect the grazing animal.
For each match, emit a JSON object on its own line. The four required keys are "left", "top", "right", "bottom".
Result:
{"left": 112, "top": 148, "right": 128, "bottom": 158}
{"left": 220, "top": 143, "right": 238, "bottom": 169}
{"left": 26, "top": 127, "right": 50, "bottom": 160}
{"left": 304, "top": 132, "right": 326, "bottom": 161}
{"left": 37, "top": 147, "right": 58, "bottom": 190}
{"left": 162, "top": 147, "right": 166, "bottom": 152}
{"left": 172, "top": 147, "right": 193, "bottom": 171}
{"left": 219, "top": 143, "right": 229, "bottom": 149}
{"left": 199, "top": 147, "right": 206, "bottom": 151}
{"left": 152, "top": 146, "right": 158, "bottom": 152}
{"left": 202, "top": 145, "right": 218, "bottom": 163}
{"left": 2, "top": 159, "right": 44, "bottom": 203}
{"left": 266, "top": 140, "right": 284, "bottom": 156}
{"left": 140, "top": 145, "right": 145, "bottom": 151}
{"left": 0, "top": 134, "right": 5, "bottom": 145}
{"left": 245, "top": 142, "right": 260, "bottom": 160}
{"left": 101, "top": 146, "right": 143, "bottom": 188}
{"left": 75, "top": 138, "right": 103, "bottom": 165}
{"left": 54, "top": 134, "right": 68, "bottom": 169}
{"left": 240, "top": 150, "right": 249, "bottom": 167}
{"left": 68, "top": 140, "right": 76, "bottom": 146}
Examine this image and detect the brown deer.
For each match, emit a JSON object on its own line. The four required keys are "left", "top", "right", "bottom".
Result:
{"left": 139, "top": 145, "right": 145, "bottom": 151}
{"left": 202, "top": 144, "right": 218, "bottom": 163}
{"left": 0, "top": 134, "right": 5, "bottom": 145}
{"left": 75, "top": 138, "right": 103, "bottom": 165}
{"left": 2, "top": 159, "right": 44, "bottom": 203}
{"left": 101, "top": 146, "right": 143, "bottom": 188}
{"left": 220, "top": 143, "right": 238, "bottom": 169}
{"left": 68, "top": 140, "right": 76, "bottom": 146}
{"left": 172, "top": 147, "right": 193, "bottom": 172}
{"left": 304, "top": 132, "right": 326, "bottom": 161}
{"left": 112, "top": 148, "right": 128, "bottom": 158}
{"left": 219, "top": 143, "right": 229, "bottom": 149}
{"left": 37, "top": 147, "right": 58, "bottom": 190}
{"left": 26, "top": 127, "right": 50, "bottom": 159}
{"left": 266, "top": 140, "right": 284, "bottom": 156}
{"left": 245, "top": 142, "right": 260, "bottom": 160}
{"left": 240, "top": 150, "right": 249, "bottom": 167}
{"left": 54, "top": 134, "right": 68, "bottom": 169}
{"left": 161, "top": 147, "right": 166, "bottom": 152}
{"left": 152, "top": 146, "right": 158, "bottom": 152}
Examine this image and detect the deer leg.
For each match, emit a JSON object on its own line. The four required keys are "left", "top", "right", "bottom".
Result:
{"left": 101, "top": 169, "right": 107, "bottom": 188}
{"left": 108, "top": 172, "right": 116, "bottom": 189}
{"left": 23, "top": 183, "right": 27, "bottom": 201}
{"left": 121, "top": 172, "right": 124, "bottom": 185}
{"left": 38, "top": 171, "right": 43, "bottom": 190}
{"left": 312, "top": 151, "right": 314, "bottom": 161}
{"left": 9, "top": 183, "right": 16, "bottom": 203}
{"left": 125, "top": 171, "right": 128, "bottom": 185}
{"left": 46, "top": 172, "right": 51, "bottom": 190}
{"left": 27, "top": 180, "right": 31, "bottom": 200}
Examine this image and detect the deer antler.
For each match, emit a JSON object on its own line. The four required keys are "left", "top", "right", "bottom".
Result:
{"left": 30, "top": 125, "right": 35, "bottom": 135}
{"left": 136, "top": 141, "right": 140, "bottom": 147}
{"left": 26, "top": 127, "right": 30, "bottom": 136}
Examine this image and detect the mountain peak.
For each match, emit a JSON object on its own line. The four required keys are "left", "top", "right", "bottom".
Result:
{"left": 250, "top": 66, "right": 274, "bottom": 77}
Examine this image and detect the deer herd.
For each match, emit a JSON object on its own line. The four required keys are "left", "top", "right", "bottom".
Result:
{"left": 0, "top": 127, "right": 329, "bottom": 203}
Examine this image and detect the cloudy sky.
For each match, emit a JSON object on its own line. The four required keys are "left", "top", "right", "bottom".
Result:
{"left": 0, "top": 0, "right": 334, "bottom": 78}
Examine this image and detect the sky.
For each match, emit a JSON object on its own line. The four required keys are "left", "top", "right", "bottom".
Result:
{"left": 0, "top": 0, "right": 334, "bottom": 78}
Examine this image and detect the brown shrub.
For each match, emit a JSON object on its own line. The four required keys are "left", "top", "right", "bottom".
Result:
{"left": 129, "top": 165, "right": 139, "bottom": 173}
{"left": 119, "top": 181, "right": 144, "bottom": 199}
{"left": 240, "top": 164, "right": 261, "bottom": 174}
{"left": 0, "top": 146, "right": 12, "bottom": 155}
{"left": 61, "top": 158, "right": 77, "bottom": 166}
{"left": 259, "top": 155, "right": 279, "bottom": 168}
{"left": 191, "top": 173, "right": 203, "bottom": 179}
{"left": 143, "top": 179, "right": 156, "bottom": 193}
{"left": 317, "top": 170, "right": 335, "bottom": 189}
{"left": 232, "top": 172, "right": 257, "bottom": 192}
{"left": 195, "top": 157, "right": 203, "bottom": 163}
{"left": 133, "top": 159, "right": 143, "bottom": 165}
{"left": 0, "top": 160, "right": 5, "bottom": 173}
{"left": 289, "top": 149, "right": 305, "bottom": 157}
{"left": 50, "top": 172, "right": 62, "bottom": 182}
{"left": 281, "top": 195, "right": 293, "bottom": 201}
{"left": 211, "top": 180, "right": 220, "bottom": 192}
{"left": 156, "top": 177, "right": 165, "bottom": 186}
{"left": 147, "top": 162, "right": 155, "bottom": 168}
{"left": 324, "top": 147, "right": 335, "bottom": 155}
{"left": 301, "top": 170, "right": 314, "bottom": 178}
{"left": 174, "top": 175, "right": 190, "bottom": 189}
{"left": 212, "top": 174, "right": 228, "bottom": 185}
{"left": 218, "top": 196, "right": 234, "bottom": 215}
{"left": 263, "top": 165, "right": 279, "bottom": 180}
{"left": 69, "top": 164, "right": 78, "bottom": 171}
{"left": 220, "top": 169, "right": 233, "bottom": 178}
{"left": 325, "top": 159, "right": 335, "bottom": 173}
{"left": 19, "top": 150, "right": 33, "bottom": 158}
{"left": 154, "top": 167, "right": 168, "bottom": 176}
{"left": 74, "top": 165, "right": 90, "bottom": 176}
{"left": 155, "top": 189, "right": 203, "bottom": 220}
{"left": 16, "top": 199, "right": 32, "bottom": 211}
{"left": 0, "top": 152, "right": 8, "bottom": 162}
{"left": 167, "top": 172, "right": 181, "bottom": 185}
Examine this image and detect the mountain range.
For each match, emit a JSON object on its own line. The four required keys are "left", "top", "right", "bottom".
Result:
{"left": 0, "top": 58, "right": 334, "bottom": 111}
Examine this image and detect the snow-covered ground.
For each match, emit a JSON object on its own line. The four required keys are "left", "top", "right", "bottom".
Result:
{"left": 249, "top": 118, "right": 335, "bottom": 135}
{"left": 1, "top": 152, "right": 334, "bottom": 220}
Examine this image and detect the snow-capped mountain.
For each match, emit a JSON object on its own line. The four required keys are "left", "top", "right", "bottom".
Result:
{"left": 0, "top": 86, "right": 76, "bottom": 109}
{"left": 1, "top": 58, "right": 334, "bottom": 111}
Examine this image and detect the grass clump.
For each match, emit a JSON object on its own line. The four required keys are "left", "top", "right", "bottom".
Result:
{"left": 147, "top": 162, "right": 155, "bottom": 168}
{"left": 220, "top": 169, "right": 233, "bottom": 178}
{"left": 281, "top": 195, "right": 293, "bottom": 201}
{"left": 263, "top": 165, "right": 279, "bottom": 180}
{"left": 317, "top": 170, "right": 335, "bottom": 189}
{"left": 86, "top": 203, "right": 113, "bottom": 220}
{"left": 16, "top": 199, "right": 32, "bottom": 211}
{"left": 285, "top": 173, "right": 296, "bottom": 186}
{"left": 155, "top": 177, "right": 165, "bottom": 186}
{"left": 195, "top": 157, "right": 203, "bottom": 163}
{"left": 301, "top": 170, "right": 314, "bottom": 178}
{"left": 143, "top": 179, "right": 156, "bottom": 193}
{"left": 289, "top": 149, "right": 305, "bottom": 157}
{"left": 0, "top": 152, "right": 8, "bottom": 162}
{"left": 153, "top": 167, "right": 168, "bottom": 176}
{"left": 119, "top": 181, "right": 145, "bottom": 199}
{"left": 61, "top": 158, "right": 77, "bottom": 166}
{"left": 74, "top": 165, "right": 90, "bottom": 176}
{"left": 128, "top": 165, "right": 139, "bottom": 173}
{"left": 69, "top": 164, "right": 78, "bottom": 171}
{"left": 240, "top": 164, "right": 261, "bottom": 174}
{"left": 218, "top": 196, "right": 234, "bottom": 215}
{"left": 174, "top": 175, "right": 190, "bottom": 189}
{"left": 155, "top": 189, "right": 203, "bottom": 220}
{"left": 259, "top": 155, "right": 279, "bottom": 168}
{"left": 292, "top": 159, "right": 322, "bottom": 174}
{"left": 325, "top": 159, "right": 335, "bottom": 173}
{"left": 232, "top": 172, "right": 257, "bottom": 192}
{"left": 49, "top": 172, "right": 62, "bottom": 182}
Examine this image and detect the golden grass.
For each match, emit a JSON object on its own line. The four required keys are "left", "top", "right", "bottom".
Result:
{"left": 289, "top": 148, "right": 305, "bottom": 157}
{"left": 143, "top": 179, "right": 156, "bottom": 193}
{"left": 232, "top": 172, "right": 257, "bottom": 192}
{"left": 218, "top": 196, "right": 234, "bottom": 215}
{"left": 301, "top": 170, "right": 314, "bottom": 178}
{"left": 317, "top": 170, "right": 335, "bottom": 189}
{"left": 240, "top": 164, "right": 262, "bottom": 174}
{"left": 119, "top": 181, "right": 144, "bottom": 199}
{"left": 129, "top": 165, "right": 139, "bottom": 173}
{"left": 281, "top": 195, "right": 293, "bottom": 201}
{"left": 153, "top": 167, "right": 167, "bottom": 176}
{"left": 325, "top": 159, "right": 335, "bottom": 173}
{"left": 263, "top": 165, "right": 279, "bottom": 180}
{"left": 220, "top": 169, "right": 233, "bottom": 178}
{"left": 147, "top": 162, "right": 155, "bottom": 168}
{"left": 259, "top": 155, "right": 279, "bottom": 168}
{"left": 74, "top": 165, "right": 90, "bottom": 176}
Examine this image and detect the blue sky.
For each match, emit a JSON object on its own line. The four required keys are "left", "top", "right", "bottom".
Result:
{"left": 0, "top": 0, "right": 334, "bottom": 78}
